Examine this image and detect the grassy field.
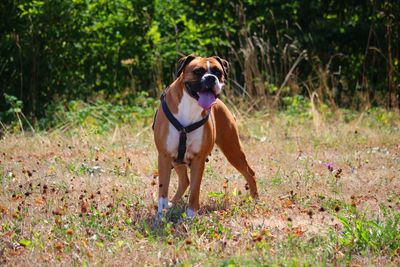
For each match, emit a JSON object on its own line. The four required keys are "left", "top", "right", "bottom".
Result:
{"left": 1, "top": 107, "right": 400, "bottom": 266}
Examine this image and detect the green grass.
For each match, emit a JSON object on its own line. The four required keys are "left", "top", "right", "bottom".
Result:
{"left": 1, "top": 100, "right": 400, "bottom": 266}
{"left": 337, "top": 206, "right": 400, "bottom": 257}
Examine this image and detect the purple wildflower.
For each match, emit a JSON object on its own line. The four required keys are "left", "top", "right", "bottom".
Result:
{"left": 324, "top": 162, "right": 334, "bottom": 172}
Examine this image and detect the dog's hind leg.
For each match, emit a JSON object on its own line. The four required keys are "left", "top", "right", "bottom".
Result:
{"left": 213, "top": 100, "right": 259, "bottom": 198}
{"left": 217, "top": 138, "right": 259, "bottom": 198}
{"left": 171, "top": 164, "right": 189, "bottom": 204}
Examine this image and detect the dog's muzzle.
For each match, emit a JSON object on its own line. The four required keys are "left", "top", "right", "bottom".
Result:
{"left": 202, "top": 74, "right": 217, "bottom": 90}
{"left": 185, "top": 74, "right": 222, "bottom": 98}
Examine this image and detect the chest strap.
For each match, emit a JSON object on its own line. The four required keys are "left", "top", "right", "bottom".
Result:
{"left": 160, "top": 92, "right": 209, "bottom": 163}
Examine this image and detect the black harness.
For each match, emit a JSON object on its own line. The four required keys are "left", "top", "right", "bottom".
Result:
{"left": 154, "top": 89, "right": 210, "bottom": 163}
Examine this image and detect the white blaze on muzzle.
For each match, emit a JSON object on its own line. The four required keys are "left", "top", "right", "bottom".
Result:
{"left": 204, "top": 60, "right": 224, "bottom": 95}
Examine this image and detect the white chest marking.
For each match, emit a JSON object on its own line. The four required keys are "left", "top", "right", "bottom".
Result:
{"left": 166, "top": 91, "right": 205, "bottom": 160}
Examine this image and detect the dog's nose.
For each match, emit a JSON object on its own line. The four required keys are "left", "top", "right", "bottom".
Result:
{"left": 203, "top": 75, "right": 216, "bottom": 89}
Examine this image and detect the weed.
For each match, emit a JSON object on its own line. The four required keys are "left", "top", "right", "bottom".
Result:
{"left": 39, "top": 92, "right": 157, "bottom": 133}
{"left": 337, "top": 206, "right": 400, "bottom": 257}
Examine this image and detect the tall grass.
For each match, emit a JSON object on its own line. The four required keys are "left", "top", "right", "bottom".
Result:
{"left": 224, "top": 5, "right": 399, "bottom": 114}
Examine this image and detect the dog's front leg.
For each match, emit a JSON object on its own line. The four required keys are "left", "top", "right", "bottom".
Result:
{"left": 157, "top": 154, "right": 172, "bottom": 217}
{"left": 187, "top": 156, "right": 206, "bottom": 217}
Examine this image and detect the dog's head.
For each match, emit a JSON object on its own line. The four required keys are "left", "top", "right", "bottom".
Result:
{"left": 176, "top": 55, "right": 229, "bottom": 110}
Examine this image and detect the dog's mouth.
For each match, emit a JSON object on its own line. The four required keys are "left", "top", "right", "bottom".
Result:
{"left": 197, "top": 90, "right": 217, "bottom": 110}
{"left": 185, "top": 81, "right": 220, "bottom": 110}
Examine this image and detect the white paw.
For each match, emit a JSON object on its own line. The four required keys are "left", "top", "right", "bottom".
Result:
{"left": 186, "top": 208, "right": 196, "bottom": 218}
{"left": 157, "top": 197, "right": 169, "bottom": 215}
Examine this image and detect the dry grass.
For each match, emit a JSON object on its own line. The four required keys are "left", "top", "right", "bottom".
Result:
{"left": 1, "top": 111, "right": 399, "bottom": 266}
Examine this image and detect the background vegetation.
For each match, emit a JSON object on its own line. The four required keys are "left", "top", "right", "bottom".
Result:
{"left": 1, "top": 0, "right": 399, "bottom": 128}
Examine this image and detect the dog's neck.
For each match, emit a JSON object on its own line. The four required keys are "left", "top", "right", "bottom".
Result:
{"left": 165, "top": 79, "right": 207, "bottom": 126}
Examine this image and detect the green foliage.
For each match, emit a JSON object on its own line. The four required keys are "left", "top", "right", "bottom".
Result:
{"left": 282, "top": 95, "right": 312, "bottom": 119}
{"left": 337, "top": 207, "right": 400, "bottom": 256}
{"left": 1, "top": 94, "right": 26, "bottom": 132}
{"left": 2, "top": 94, "right": 23, "bottom": 119}
{"left": 341, "top": 108, "right": 358, "bottom": 123}
{"left": 365, "top": 107, "right": 399, "bottom": 127}
{"left": 18, "top": 239, "right": 34, "bottom": 250}
{"left": 1, "top": 0, "right": 153, "bottom": 118}
{"left": 40, "top": 92, "right": 157, "bottom": 133}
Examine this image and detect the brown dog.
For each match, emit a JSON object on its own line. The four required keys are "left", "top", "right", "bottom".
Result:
{"left": 153, "top": 55, "right": 258, "bottom": 218}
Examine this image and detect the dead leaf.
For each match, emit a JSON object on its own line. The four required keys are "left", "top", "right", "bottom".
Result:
{"left": 223, "top": 179, "right": 228, "bottom": 189}
{"left": 80, "top": 201, "right": 87, "bottom": 214}
{"left": 55, "top": 217, "right": 62, "bottom": 226}
{"left": 261, "top": 228, "right": 275, "bottom": 239}
{"left": 293, "top": 227, "right": 305, "bottom": 237}
{"left": 252, "top": 232, "right": 263, "bottom": 242}
{"left": 81, "top": 239, "right": 88, "bottom": 249}
{"left": 54, "top": 242, "right": 64, "bottom": 251}
{"left": 35, "top": 197, "right": 46, "bottom": 205}
{"left": 0, "top": 205, "right": 9, "bottom": 215}
{"left": 8, "top": 247, "right": 25, "bottom": 257}
{"left": 52, "top": 207, "right": 64, "bottom": 216}
{"left": 283, "top": 199, "right": 295, "bottom": 209}
{"left": 152, "top": 171, "right": 159, "bottom": 179}
{"left": 11, "top": 194, "right": 22, "bottom": 201}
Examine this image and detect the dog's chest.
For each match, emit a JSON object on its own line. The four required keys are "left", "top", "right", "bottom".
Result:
{"left": 166, "top": 92, "right": 204, "bottom": 159}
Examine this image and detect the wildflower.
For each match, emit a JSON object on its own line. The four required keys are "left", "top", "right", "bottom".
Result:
{"left": 324, "top": 162, "right": 334, "bottom": 172}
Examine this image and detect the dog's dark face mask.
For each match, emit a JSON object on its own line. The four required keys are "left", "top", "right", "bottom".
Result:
{"left": 176, "top": 55, "right": 229, "bottom": 110}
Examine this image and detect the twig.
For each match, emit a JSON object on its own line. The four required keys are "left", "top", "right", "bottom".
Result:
{"left": 273, "top": 50, "right": 307, "bottom": 106}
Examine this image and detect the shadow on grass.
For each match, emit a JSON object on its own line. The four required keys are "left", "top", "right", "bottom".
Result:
{"left": 134, "top": 201, "right": 224, "bottom": 238}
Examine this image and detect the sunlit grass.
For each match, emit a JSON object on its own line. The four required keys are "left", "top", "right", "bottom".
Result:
{"left": 0, "top": 105, "right": 399, "bottom": 266}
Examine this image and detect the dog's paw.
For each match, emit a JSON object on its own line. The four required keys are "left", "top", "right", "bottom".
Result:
{"left": 157, "top": 198, "right": 175, "bottom": 220}
{"left": 157, "top": 197, "right": 169, "bottom": 214}
{"left": 186, "top": 208, "right": 196, "bottom": 218}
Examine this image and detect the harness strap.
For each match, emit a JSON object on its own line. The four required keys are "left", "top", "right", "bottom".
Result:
{"left": 160, "top": 92, "right": 209, "bottom": 163}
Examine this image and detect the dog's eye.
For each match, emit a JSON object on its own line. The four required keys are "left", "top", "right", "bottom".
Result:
{"left": 212, "top": 68, "right": 222, "bottom": 78}
{"left": 193, "top": 68, "right": 205, "bottom": 76}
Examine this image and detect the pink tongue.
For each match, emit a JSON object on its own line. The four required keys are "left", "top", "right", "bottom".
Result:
{"left": 197, "top": 91, "right": 216, "bottom": 110}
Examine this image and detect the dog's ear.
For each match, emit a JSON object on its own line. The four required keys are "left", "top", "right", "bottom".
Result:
{"left": 213, "top": 56, "right": 229, "bottom": 79}
{"left": 176, "top": 55, "right": 196, "bottom": 77}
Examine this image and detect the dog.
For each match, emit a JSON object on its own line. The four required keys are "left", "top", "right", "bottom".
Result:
{"left": 153, "top": 55, "right": 258, "bottom": 218}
